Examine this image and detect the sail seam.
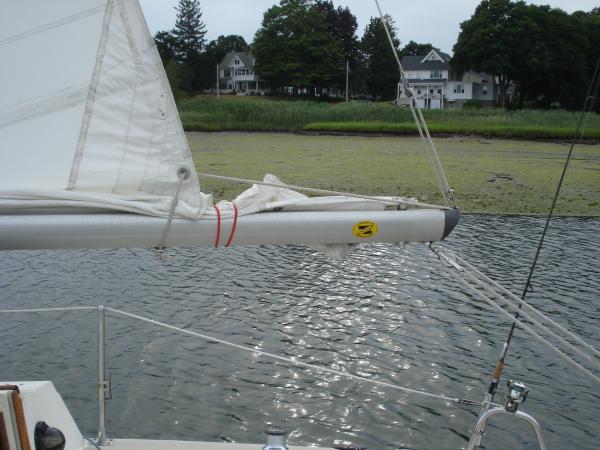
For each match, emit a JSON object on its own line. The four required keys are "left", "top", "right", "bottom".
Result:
{"left": 67, "top": 0, "right": 115, "bottom": 190}
{"left": 113, "top": 0, "right": 140, "bottom": 194}
{"left": 0, "top": 5, "right": 106, "bottom": 47}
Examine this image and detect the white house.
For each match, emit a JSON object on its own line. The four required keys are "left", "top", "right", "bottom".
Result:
{"left": 399, "top": 49, "right": 496, "bottom": 109}
{"left": 218, "top": 52, "right": 270, "bottom": 95}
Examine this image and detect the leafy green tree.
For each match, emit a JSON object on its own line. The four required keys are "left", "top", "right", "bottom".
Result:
{"left": 521, "top": 5, "right": 586, "bottom": 109}
{"left": 154, "top": 30, "right": 178, "bottom": 63}
{"left": 252, "top": 0, "right": 343, "bottom": 92}
{"left": 360, "top": 16, "right": 401, "bottom": 100}
{"left": 575, "top": 9, "right": 600, "bottom": 113}
{"left": 313, "top": 1, "right": 360, "bottom": 91}
{"left": 172, "top": 0, "right": 207, "bottom": 62}
{"left": 165, "top": 60, "right": 185, "bottom": 100}
{"left": 204, "top": 35, "right": 249, "bottom": 65}
{"left": 400, "top": 40, "right": 436, "bottom": 57}
{"left": 455, "top": 0, "right": 595, "bottom": 109}
{"left": 453, "top": 0, "right": 536, "bottom": 107}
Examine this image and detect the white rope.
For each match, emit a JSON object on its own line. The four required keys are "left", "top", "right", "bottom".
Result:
{"left": 105, "top": 307, "right": 481, "bottom": 406}
{"left": 453, "top": 253, "right": 600, "bottom": 360}
{"left": 432, "top": 253, "right": 600, "bottom": 385}
{"left": 197, "top": 172, "right": 449, "bottom": 210}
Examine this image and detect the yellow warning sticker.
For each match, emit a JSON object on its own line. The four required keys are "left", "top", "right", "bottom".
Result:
{"left": 353, "top": 221, "right": 378, "bottom": 238}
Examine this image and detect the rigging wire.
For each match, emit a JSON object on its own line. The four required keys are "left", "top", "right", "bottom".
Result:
{"left": 373, "top": 0, "right": 455, "bottom": 208}
{"left": 452, "top": 253, "right": 600, "bottom": 360}
{"left": 486, "top": 54, "right": 600, "bottom": 398}
{"left": 196, "top": 172, "right": 450, "bottom": 210}
{"left": 431, "top": 251, "right": 600, "bottom": 385}
{"left": 0, "top": 305, "right": 482, "bottom": 407}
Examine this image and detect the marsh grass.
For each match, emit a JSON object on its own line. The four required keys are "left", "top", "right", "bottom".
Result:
{"left": 179, "top": 96, "right": 600, "bottom": 139}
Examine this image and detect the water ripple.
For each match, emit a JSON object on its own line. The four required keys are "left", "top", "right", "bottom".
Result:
{"left": 0, "top": 215, "right": 598, "bottom": 449}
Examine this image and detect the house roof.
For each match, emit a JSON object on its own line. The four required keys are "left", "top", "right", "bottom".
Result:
{"left": 401, "top": 49, "right": 452, "bottom": 71}
{"left": 401, "top": 55, "right": 449, "bottom": 71}
{"left": 438, "top": 51, "right": 452, "bottom": 61}
{"left": 220, "top": 52, "right": 254, "bottom": 67}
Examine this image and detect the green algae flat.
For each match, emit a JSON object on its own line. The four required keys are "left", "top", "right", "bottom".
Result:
{"left": 187, "top": 132, "right": 600, "bottom": 216}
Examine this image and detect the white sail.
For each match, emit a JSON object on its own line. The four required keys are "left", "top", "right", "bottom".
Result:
{"left": 0, "top": 0, "right": 209, "bottom": 218}
{"left": 0, "top": 0, "right": 460, "bottom": 250}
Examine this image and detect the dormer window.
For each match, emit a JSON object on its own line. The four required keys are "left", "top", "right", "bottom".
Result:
{"left": 234, "top": 58, "right": 240, "bottom": 65}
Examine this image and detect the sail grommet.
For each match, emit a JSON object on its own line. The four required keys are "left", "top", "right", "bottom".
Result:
{"left": 177, "top": 166, "right": 192, "bottom": 181}
{"left": 158, "top": 93, "right": 167, "bottom": 119}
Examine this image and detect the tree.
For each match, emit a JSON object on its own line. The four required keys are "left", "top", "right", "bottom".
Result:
{"left": 360, "top": 16, "right": 401, "bottom": 100}
{"left": 172, "top": 0, "right": 207, "bottom": 62}
{"left": 453, "top": 0, "right": 537, "bottom": 107}
{"left": 204, "top": 35, "right": 249, "bottom": 65}
{"left": 521, "top": 5, "right": 586, "bottom": 109}
{"left": 313, "top": 1, "right": 360, "bottom": 91}
{"left": 575, "top": 9, "right": 600, "bottom": 113}
{"left": 400, "top": 40, "right": 436, "bottom": 57}
{"left": 165, "top": 60, "right": 185, "bottom": 100}
{"left": 154, "top": 30, "right": 178, "bottom": 63}
{"left": 252, "top": 0, "right": 343, "bottom": 92}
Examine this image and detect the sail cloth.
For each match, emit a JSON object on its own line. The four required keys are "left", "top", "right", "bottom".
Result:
{"left": 0, "top": 0, "right": 209, "bottom": 218}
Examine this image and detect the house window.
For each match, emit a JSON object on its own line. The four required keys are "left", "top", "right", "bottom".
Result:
{"left": 429, "top": 88, "right": 434, "bottom": 94}
{"left": 235, "top": 68, "right": 250, "bottom": 76}
{"left": 437, "top": 89, "right": 442, "bottom": 94}
{"left": 234, "top": 58, "right": 240, "bottom": 65}
{"left": 430, "top": 70, "right": 441, "bottom": 78}
{"left": 417, "top": 89, "right": 421, "bottom": 94}
{"left": 454, "top": 84, "right": 464, "bottom": 94}
{"left": 483, "top": 87, "right": 488, "bottom": 95}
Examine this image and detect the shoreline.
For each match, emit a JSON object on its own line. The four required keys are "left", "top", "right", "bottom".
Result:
{"left": 294, "top": 129, "right": 600, "bottom": 145}
{"left": 184, "top": 128, "right": 600, "bottom": 145}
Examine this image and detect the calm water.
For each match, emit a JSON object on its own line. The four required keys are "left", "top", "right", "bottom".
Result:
{"left": 0, "top": 215, "right": 598, "bottom": 450}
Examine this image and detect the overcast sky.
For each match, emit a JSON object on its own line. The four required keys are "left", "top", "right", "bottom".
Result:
{"left": 140, "top": 0, "right": 598, "bottom": 54}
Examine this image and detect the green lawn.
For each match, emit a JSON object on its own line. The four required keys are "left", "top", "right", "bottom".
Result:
{"left": 187, "top": 132, "right": 600, "bottom": 216}
{"left": 179, "top": 96, "right": 600, "bottom": 140}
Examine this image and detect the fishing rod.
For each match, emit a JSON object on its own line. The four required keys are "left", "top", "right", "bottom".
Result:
{"left": 485, "top": 54, "right": 600, "bottom": 400}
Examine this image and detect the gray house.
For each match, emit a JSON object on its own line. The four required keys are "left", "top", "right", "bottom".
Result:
{"left": 218, "top": 52, "right": 270, "bottom": 95}
{"left": 398, "top": 49, "right": 497, "bottom": 109}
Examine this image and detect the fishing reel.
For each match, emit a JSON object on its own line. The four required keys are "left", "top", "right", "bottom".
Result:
{"left": 505, "top": 380, "right": 529, "bottom": 413}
